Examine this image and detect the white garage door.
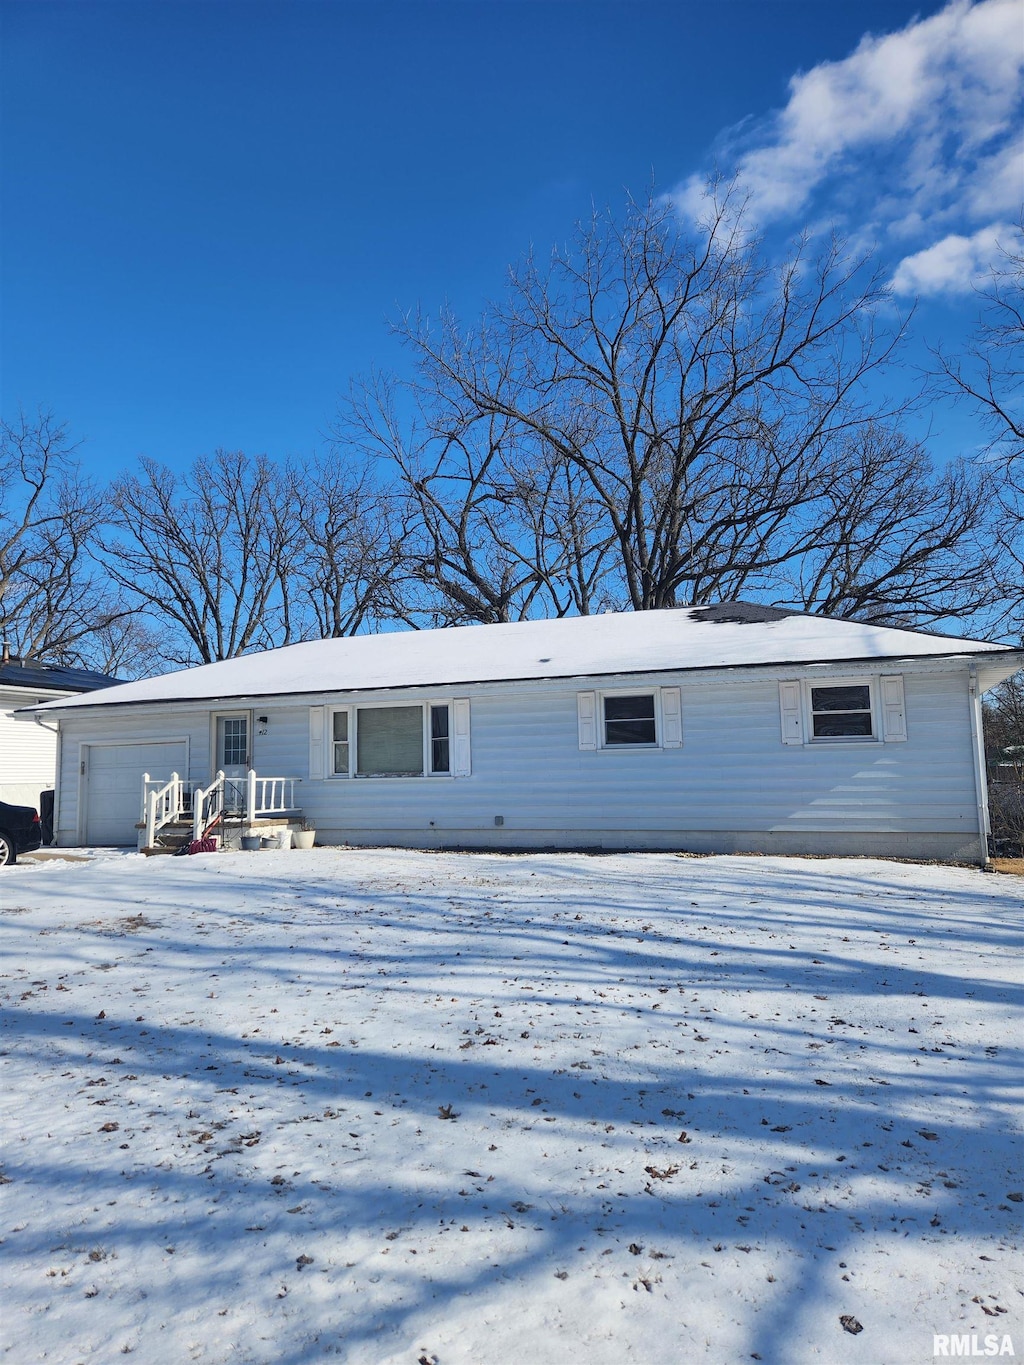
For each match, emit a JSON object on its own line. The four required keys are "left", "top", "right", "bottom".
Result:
{"left": 84, "top": 742, "right": 188, "bottom": 846}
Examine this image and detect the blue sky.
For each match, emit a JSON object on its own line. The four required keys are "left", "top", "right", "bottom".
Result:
{"left": 2, "top": 0, "right": 1021, "bottom": 478}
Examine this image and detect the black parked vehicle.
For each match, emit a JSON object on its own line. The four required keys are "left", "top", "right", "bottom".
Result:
{"left": 0, "top": 799, "right": 43, "bottom": 866}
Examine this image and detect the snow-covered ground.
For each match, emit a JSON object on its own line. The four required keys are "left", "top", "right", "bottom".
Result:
{"left": 1, "top": 849, "right": 1021, "bottom": 1365}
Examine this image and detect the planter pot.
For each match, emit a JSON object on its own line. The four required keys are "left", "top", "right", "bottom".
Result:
{"left": 293, "top": 830, "right": 316, "bottom": 849}
{"left": 240, "top": 835, "right": 261, "bottom": 852}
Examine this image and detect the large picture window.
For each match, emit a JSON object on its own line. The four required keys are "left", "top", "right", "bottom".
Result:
{"left": 357, "top": 706, "right": 424, "bottom": 776}
{"left": 329, "top": 702, "right": 453, "bottom": 777}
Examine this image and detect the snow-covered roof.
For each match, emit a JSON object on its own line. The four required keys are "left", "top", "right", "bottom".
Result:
{"left": 27, "top": 604, "right": 1015, "bottom": 713}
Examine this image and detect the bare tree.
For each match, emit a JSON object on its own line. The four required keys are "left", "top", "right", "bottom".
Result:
{"left": 291, "top": 450, "right": 401, "bottom": 637}
{"left": 340, "top": 373, "right": 616, "bottom": 625}
{"left": 984, "top": 674, "right": 1024, "bottom": 851}
{"left": 933, "top": 237, "right": 1024, "bottom": 461}
{"left": 0, "top": 410, "right": 125, "bottom": 665}
{"left": 347, "top": 187, "right": 989, "bottom": 628}
{"left": 407, "top": 190, "right": 909, "bottom": 612}
{"left": 77, "top": 615, "right": 165, "bottom": 681}
{"left": 104, "top": 451, "right": 302, "bottom": 666}
{"left": 932, "top": 236, "right": 1024, "bottom": 639}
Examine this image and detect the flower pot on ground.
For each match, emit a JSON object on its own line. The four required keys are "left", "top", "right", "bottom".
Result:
{"left": 293, "top": 830, "right": 315, "bottom": 849}
{"left": 241, "top": 835, "right": 261, "bottom": 852}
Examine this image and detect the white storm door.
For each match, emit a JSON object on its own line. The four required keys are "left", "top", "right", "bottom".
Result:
{"left": 214, "top": 712, "right": 250, "bottom": 810}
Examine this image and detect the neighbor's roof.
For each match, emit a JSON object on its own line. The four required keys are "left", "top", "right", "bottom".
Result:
{"left": 0, "top": 659, "right": 125, "bottom": 695}
{"left": 26, "top": 604, "right": 1015, "bottom": 713}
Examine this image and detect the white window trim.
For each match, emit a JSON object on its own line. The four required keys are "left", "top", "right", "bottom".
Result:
{"left": 580, "top": 687, "right": 682, "bottom": 752}
{"left": 791, "top": 676, "right": 906, "bottom": 746}
{"left": 804, "top": 677, "right": 878, "bottom": 744}
{"left": 326, "top": 699, "right": 460, "bottom": 779}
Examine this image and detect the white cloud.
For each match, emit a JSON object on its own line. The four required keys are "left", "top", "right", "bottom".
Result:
{"left": 966, "top": 131, "right": 1024, "bottom": 218}
{"left": 890, "top": 221, "right": 1020, "bottom": 294}
{"left": 674, "top": 0, "right": 1024, "bottom": 275}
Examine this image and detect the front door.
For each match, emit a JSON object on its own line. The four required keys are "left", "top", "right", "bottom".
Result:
{"left": 214, "top": 712, "right": 250, "bottom": 811}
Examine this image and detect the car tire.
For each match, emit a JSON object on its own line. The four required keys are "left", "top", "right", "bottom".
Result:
{"left": 0, "top": 832, "right": 15, "bottom": 867}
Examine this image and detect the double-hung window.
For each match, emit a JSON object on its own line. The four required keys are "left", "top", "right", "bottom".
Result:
{"left": 603, "top": 694, "right": 657, "bottom": 746}
{"left": 430, "top": 704, "right": 450, "bottom": 773}
{"left": 332, "top": 711, "right": 350, "bottom": 774}
{"left": 809, "top": 683, "right": 874, "bottom": 739}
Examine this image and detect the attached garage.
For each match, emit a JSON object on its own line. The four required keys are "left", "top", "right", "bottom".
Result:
{"left": 82, "top": 740, "right": 188, "bottom": 845}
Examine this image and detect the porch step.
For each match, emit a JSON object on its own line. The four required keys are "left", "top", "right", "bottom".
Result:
{"left": 154, "top": 833, "right": 191, "bottom": 849}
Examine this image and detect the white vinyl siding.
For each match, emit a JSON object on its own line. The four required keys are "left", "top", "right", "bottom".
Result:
{"left": 0, "top": 701, "right": 59, "bottom": 799}
{"left": 308, "top": 706, "right": 326, "bottom": 779}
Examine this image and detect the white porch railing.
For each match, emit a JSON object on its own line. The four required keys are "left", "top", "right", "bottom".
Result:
{"left": 194, "top": 773, "right": 301, "bottom": 839}
{"left": 141, "top": 771, "right": 302, "bottom": 846}
{"left": 247, "top": 773, "right": 300, "bottom": 818}
{"left": 142, "top": 771, "right": 195, "bottom": 848}
{"left": 192, "top": 770, "right": 226, "bottom": 841}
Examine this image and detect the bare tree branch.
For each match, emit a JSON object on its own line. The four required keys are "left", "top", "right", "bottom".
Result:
{"left": 0, "top": 410, "right": 127, "bottom": 665}
{"left": 931, "top": 233, "right": 1024, "bottom": 639}
{"left": 104, "top": 451, "right": 302, "bottom": 665}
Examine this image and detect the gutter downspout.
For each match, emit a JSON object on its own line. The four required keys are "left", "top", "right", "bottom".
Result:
{"left": 967, "top": 662, "right": 992, "bottom": 870}
{"left": 34, "top": 714, "right": 61, "bottom": 848}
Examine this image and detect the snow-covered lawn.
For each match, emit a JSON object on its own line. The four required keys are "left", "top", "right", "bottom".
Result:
{"left": 1, "top": 849, "right": 1021, "bottom": 1364}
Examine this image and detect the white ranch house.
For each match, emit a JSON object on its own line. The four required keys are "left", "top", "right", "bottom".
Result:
{"left": 20, "top": 604, "right": 1020, "bottom": 864}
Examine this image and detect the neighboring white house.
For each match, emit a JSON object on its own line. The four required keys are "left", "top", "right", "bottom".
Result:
{"left": 18, "top": 604, "right": 1021, "bottom": 863}
{"left": 0, "top": 649, "right": 123, "bottom": 810}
